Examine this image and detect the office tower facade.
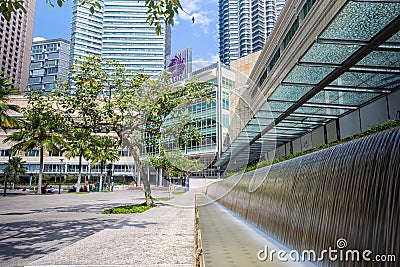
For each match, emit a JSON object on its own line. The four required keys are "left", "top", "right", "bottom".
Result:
{"left": 219, "top": 0, "right": 286, "bottom": 65}
{"left": 70, "top": 0, "right": 104, "bottom": 65}
{"left": 0, "top": 0, "right": 35, "bottom": 91}
{"left": 28, "top": 38, "right": 70, "bottom": 91}
{"left": 70, "top": 0, "right": 171, "bottom": 76}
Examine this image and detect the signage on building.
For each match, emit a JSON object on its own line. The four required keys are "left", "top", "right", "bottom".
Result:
{"left": 166, "top": 47, "right": 192, "bottom": 83}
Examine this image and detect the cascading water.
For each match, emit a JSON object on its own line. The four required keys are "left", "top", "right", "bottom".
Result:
{"left": 206, "top": 128, "right": 400, "bottom": 266}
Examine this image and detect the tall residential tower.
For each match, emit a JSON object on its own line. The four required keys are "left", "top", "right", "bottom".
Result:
{"left": 219, "top": 0, "right": 286, "bottom": 65}
{"left": 70, "top": 0, "right": 171, "bottom": 76}
{"left": 0, "top": 0, "right": 35, "bottom": 91}
{"left": 28, "top": 38, "right": 70, "bottom": 91}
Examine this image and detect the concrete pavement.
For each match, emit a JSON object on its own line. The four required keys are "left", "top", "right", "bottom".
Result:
{"left": 0, "top": 188, "right": 194, "bottom": 267}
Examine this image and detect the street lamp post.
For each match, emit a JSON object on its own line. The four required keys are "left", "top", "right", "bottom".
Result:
{"left": 29, "top": 173, "right": 33, "bottom": 190}
{"left": 3, "top": 149, "right": 12, "bottom": 197}
{"left": 59, "top": 158, "right": 64, "bottom": 194}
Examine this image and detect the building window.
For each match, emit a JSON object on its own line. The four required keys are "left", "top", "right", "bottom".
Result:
{"left": 0, "top": 149, "right": 11, "bottom": 157}
{"left": 67, "top": 164, "right": 88, "bottom": 173}
{"left": 49, "top": 151, "right": 62, "bottom": 157}
{"left": 23, "top": 164, "right": 40, "bottom": 173}
{"left": 119, "top": 149, "right": 131, "bottom": 157}
{"left": 44, "top": 164, "right": 63, "bottom": 173}
{"left": 25, "top": 150, "right": 40, "bottom": 157}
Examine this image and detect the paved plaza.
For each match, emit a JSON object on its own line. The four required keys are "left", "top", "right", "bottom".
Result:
{"left": 0, "top": 187, "right": 315, "bottom": 267}
{"left": 0, "top": 189, "right": 194, "bottom": 267}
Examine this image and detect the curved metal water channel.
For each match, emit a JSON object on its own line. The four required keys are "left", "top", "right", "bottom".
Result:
{"left": 206, "top": 128, "right": 400, "bottom": 266}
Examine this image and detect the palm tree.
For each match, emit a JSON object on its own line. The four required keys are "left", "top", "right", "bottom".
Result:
{"left": 4, "top": 92, "right": 65, "bottom": 194}
{"left": 4, "top": 156, "right": 26, "bottom": 188}
{"left": 89, "top": 135, "right": 119, "bottom": 191}
{"left": 0, "top": 71, "right": 20, "bottom": 132}
{"left": 64, "top": 128, "right": 93, "bottom": 192}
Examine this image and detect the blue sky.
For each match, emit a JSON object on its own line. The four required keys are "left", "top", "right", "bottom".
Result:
{"left": 33, "top": 0, "right": 219, "bottom": 64}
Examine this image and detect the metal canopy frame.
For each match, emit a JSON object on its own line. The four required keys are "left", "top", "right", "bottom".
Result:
{"left": 217, "top": 1, "right": 400, "bottom": 169}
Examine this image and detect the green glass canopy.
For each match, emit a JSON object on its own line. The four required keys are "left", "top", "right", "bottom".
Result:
{"left": 217, "top": 0, "right": 400, "bottom": 169}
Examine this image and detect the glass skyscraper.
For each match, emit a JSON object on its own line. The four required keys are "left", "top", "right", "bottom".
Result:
{"left": 219, "top": 0, "right": 287, "bottom": 65}
{"left": 70, "top": 0, "right": 171, "bottom": 75}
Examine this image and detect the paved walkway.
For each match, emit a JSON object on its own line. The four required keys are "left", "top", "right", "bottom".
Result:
{"left": 2, "top": 188, "right": 316, "bottom": 267}
{"left": 0, "top": 189, "right": 194, "bottom": 267}
{"left": 196, "top": 195, "right": 313, "bottom": 267}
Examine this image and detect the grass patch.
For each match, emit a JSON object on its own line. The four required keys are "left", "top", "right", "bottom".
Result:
{"left": 154, "top": 197, "right": 172, "bottom": 201}
{"left": 172, "top": 191, "right": 186, "bottom": 195}
{"left": 102, "top": 204, "right": 152, "bottom": 214}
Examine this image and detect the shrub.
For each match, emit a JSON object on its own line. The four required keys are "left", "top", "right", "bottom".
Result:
{"left": 102, "top": 204, "right": 152, "bottom": 214}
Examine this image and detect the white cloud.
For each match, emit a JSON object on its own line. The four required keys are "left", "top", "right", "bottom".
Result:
{"left": 33, "top": 37, "right": 46, "bottom": 42}
{"left": 209, "top": 54, "right": 219, "bottom": 63}
{"left": 192, "top": 53, "right": 220, "bottom": 71}
{"left": 177, "top": 0, "right": 217, "bottom": 34}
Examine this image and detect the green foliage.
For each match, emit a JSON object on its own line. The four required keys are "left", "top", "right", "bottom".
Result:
{"left": 3, "top": 156, "right": 26, "bottom": 183}
{"left": 0, "top": 71, "right": 20, "bottom": 132}
{"left": 1, "top": 0, "right": 182, "bottom": 35}
{"left": 102, "top": 204, "right": 153, "bottom": 214}
{"left": 0, "top": 0, "right": 26, "bottom": 20}
{"left": 154, "top": 197, "right": 172, "bottom": 201}
{"left": 223, "top": 120, "right": 400, "bottom": 178}
{"left": 89, "top": 135, "right": 120, "bottom": 169}
{"left": 144, "top": 0, "right": 183, "bottom": 35}
{"left": 4, "top": 91, "right": 66, "bottom": 192}
{"left": 149, "top": 149, "right": 203, "bottom": 177}
{"left": 172, "top": 191, "right": 186, "bottom": 195}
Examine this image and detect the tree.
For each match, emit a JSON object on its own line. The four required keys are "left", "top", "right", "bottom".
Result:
{"left": 54, "top": 56, "right": 108, "bottom": 191}
{"left": 56, "top": 55, "right": 211, "bottom": 206}
{"left": 0, "top": 71, "right": 20, "bottom": 132}
{"left": 63, "top": 128, "right": 93, "bottom": 192}
{"left": 4, "top": 156, "right": 26, "bottom": 186}
{"left": 1, "top": 0, "right": 184, "bottom": 35}
{"left": 4, "top": 91, "right": 65, "bottom": 194}
{"left": 149, "top": 150, "right": 203, "bottom": 178}
{"left": 114, "top": 72, "right": 211, "bottom": 206}
{"left": 89, "top": 135, "right": 120, "bottom": 192}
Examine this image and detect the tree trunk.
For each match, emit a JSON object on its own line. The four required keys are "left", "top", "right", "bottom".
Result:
{"left": 76, "top": 154, "right": 83, "bottom": 192}
{"left": 13, "top": 173, "right": 16, "bottom": 190}
{"left": 131, "top": 150, "right": 153, "bottom": 206}
{"left": 99, "top": 162, "right": 104, "bottom": 192}
{"left": 37, "top": 147, "right": 44, "bottom": 194}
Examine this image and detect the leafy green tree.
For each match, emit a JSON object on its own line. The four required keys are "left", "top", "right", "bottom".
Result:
{"left": 4, "top": 156, "right": 26, "bottom": 185}
{"left": 89, "top": 135, "right": 120, "bottom": 191}
{"left": 0, "top": 71, "right": 20, "bottom": 132}
{"left": 4, "top": 91, "right": 65, "bottom": 194}
{"left": 53, "top": 57, "right": 108, "bottom": 191}
{"left": 64, "top": 128, "right": 94, "bottom": 192}
{"left": 1, "top": 0, "right": 185, "bottom": 35}
{"left": 114, "top": 73, "right": 210, "bottom": 206}
{"left": 149, "top": 150, "right": 203, "bottom": 178}
{"left": 56, "top": 55, "right": 210, "bottom": 205}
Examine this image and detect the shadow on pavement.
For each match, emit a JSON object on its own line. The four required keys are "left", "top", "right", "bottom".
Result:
{"left": 0, "top": 217, "right": 119, "bottom": 264}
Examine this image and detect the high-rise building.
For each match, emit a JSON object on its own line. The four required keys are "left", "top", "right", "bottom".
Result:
{"left": 219, "top": 0, "right": 287, "bottom": 65}
{"left": 70, "top": 0, "right": 171, "bottom": 76}
{"left": 28, "top": 38, "right": 70, "bottom": 91}
{"left": 70, "top": 0, "right": 104, "bottom": 62}
{"left": 0, "top": 0, "right": 36, "bottom": 91}
{"left": 219, "top": 0, "right": 239, "bottom": 66}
